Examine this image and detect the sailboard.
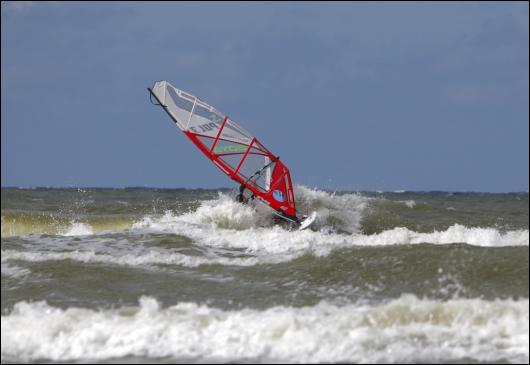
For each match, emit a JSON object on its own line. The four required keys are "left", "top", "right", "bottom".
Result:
{"left": 148, "top": 80, "right": 313, "bottom": 227}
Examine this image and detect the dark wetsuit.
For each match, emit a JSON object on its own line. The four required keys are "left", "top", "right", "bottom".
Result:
{"left": 236, "top": 184, "right": 248, "bottom": 204}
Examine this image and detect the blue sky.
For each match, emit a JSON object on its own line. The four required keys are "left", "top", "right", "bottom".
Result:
{"left": 2, "top": 1, "right": 528, "bottom": 191}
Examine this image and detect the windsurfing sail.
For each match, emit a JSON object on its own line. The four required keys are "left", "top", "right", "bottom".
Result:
{"left": 148, "top": 80, "right": 298, "bottom": 222}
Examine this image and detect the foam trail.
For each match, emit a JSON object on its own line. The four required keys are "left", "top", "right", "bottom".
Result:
{"left": 355, "top": 224, "right": 529, "bottom": 247}
{"left": 1, "top": 249, "right": 261, "bottom": 268}
{"left": 1, "top": 262, "right": 31, "bottom": 279}
{"left": 2, "top": 222, "right": 527, "bottom": 269}
{"left": 1, "top": 296, "right": 527, "bottom": 363}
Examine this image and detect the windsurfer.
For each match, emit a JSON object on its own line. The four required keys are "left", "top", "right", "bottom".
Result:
{"left": 236, "top": 184, "right": 249, "bottom": 204}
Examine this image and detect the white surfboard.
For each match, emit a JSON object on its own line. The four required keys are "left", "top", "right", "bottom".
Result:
{"left": 299, "top": 211, "right": 317, "bottom": 230}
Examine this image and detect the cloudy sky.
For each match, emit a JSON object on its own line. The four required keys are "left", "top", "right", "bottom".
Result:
{"left": 2, "top": 1, "right": 528, "bottom": 191}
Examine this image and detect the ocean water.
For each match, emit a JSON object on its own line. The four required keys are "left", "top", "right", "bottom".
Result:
{"left": 1, "top": 187, "right": 528, "bottom": 363}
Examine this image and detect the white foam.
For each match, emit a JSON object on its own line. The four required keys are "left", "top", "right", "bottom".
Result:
{"left": 397, "top": 200, "right": 416, "bottom": 208}
{"left": 1, "top": 262, "right": 31, "bottom": 279}
{"left": 294, "top": 185, "right": 369, "bottom": 233}
{"left": 2, "top": 222, "right": 527, "bottom": 270}
{"left": 133, "top": 208, "right": 529, "bottom": 253}
{"left": 359, "top": 224, "right": 529, "bottom": 247}
{"left": 59, "top": 222, "right": 93, "bottom": 236}
{"left": 0, "top": 249, "right": 260, "bottom": 268}
{"left": 186, "top": 193, "right": 272, "bottom": 230}
{"left": 2, "top": 295, "right": 527, "bottom": 363}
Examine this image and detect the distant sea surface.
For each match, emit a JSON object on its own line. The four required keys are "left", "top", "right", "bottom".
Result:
{"left": 2, "top": 187, "right": 528, "bottom": 363}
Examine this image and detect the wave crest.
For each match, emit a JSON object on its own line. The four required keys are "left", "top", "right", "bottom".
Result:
{"left": 2, "top": 295, "right": 527, "bottom": 363}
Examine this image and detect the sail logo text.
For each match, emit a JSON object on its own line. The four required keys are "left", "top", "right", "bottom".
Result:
{"left": 190, "top": 123, "right": 219, "bottom": 133}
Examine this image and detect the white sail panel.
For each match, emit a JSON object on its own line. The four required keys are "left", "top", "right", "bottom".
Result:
{"left": 187, "top": 100, "right": 224, "bottom": 138}
{"left": 151, "top": 81, "right": 252, "bottom": 145}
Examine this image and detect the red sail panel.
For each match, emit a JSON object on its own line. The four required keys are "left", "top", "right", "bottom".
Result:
{"left": 184, "top": 130, "right": 297, "bottom": 218}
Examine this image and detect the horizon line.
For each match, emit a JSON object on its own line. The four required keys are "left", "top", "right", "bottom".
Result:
{"left": 1, "top": 185, "right": 528, "bottom": 194}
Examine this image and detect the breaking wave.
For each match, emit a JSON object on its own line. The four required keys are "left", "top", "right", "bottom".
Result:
{"left": 2, "top": 223, "right": 527, "bottom": 270}
{"left": 3, "top": 187, "right": 527, "bottom": 241}
{"left": 1, "top": 295, "right": 527, "bottom": 363}
{"left": 1, "top": 188, "right": 527, "bottom": 269}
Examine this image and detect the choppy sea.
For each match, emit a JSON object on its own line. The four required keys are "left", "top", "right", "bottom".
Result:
{"left": 1, "top": 187, "right": 528, "bottom": 363}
